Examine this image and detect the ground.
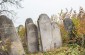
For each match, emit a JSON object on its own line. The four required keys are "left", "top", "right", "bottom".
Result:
{"left": 26, "top": 44, "right": 85, "bottom": 55}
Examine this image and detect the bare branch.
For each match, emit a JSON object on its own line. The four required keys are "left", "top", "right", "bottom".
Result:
{"left": 0, "top": 10, "right": 13, "bottom": 14}
{"left": 0, "top": 0, "right": 23, "bottom": 20}
{"left": 69, "top": 8, "right": 73, "bottom": 14}
{"left": 66, "top": 8, "right": 68, "bottom": 13}
{"left": 0, "top": 0, "right": 22, "bottom": 8}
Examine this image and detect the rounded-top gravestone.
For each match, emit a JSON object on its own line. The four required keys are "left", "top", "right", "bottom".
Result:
{"left": 26, "top": 23, "right": 39, "bottom": 53}
{"left": 25, "top": 18, "right": 39, "bottom": 53}
{"left": 63, "top": 16, "right": 76, "bottom": 41}
{"left": 25, "top": 18, "right": 33, "bottom": 24}
{"left": 25, "top": 18, "right": 33, "bottom": 39}
{"left": 37, "top": 14, "right": 54, "bottom": 52}
{"left": 51, "top": 22, "right": 62, "bottom": 48}
{"left": 0, "top": 15, "right": 25, "bottom": 55}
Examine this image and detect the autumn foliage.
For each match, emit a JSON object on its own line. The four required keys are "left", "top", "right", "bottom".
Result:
{"left": 58, "top": 7, "right": 85, "bottom": 46}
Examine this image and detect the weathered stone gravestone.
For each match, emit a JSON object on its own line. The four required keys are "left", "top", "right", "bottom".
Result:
{"left": 63, "top": 16, "right": 76, "bottom": 41}
{"left": 0, "top": 15, "right": 25, "bottom": 55}
{"left": 25, "top": 18, "right": 33, "bottom": 25}
{"left": 25, "top": 18, "right": 34, "bottom": 53}
{"left": 37, "top": 14, "right": 54, "bottom": 52}
{"left": 25, "top": 18, "right": 39, "bottom": 53}
{"left": 51, "top": 22, "right": 62, "bottom": 48}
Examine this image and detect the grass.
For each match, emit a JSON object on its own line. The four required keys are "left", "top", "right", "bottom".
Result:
{"left": 26, "top": 44, "right": 85, "bottom": 55}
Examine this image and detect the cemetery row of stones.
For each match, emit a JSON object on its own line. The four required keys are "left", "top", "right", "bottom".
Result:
{"left": 0, "top": 14, "right": 62, "bottom": 55}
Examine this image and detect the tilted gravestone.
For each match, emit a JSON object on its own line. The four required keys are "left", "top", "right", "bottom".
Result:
{"left": 51, "top": 22, "right": 62, "bottom": 48}
{"left": 37, "top": 14, "right": 54, "bottom": 52}
{"left": 0, "top": 15, "right": 25, "bottom": 55}
{"left": 25, "top": 18, "right": 39, "bottom": 53}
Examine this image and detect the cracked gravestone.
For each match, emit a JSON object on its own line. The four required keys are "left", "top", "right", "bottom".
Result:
{"left": 0, "top": 15, "right": 25, "bottom": 55}
{"left": 25, "top": 18, "right": 39, "bottom": 53}
{"left": 37, "top": 14, "right": 54, "bottom": 52}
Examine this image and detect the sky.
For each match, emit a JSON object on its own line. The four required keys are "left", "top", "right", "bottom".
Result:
{"left": 14, "top": 0, "right": 85, "bottom": 27}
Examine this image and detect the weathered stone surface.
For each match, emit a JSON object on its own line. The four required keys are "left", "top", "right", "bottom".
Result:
{"left": 63, "top": 17, "right": 76, "bottom": 40}
{"left": 63, "top": 17, "right": 74, "bottom": 32}
{"left": 26, "top": 23, "right": 39, "bottom": 53}
{"left": 25, "top": 18, "right": 33, "bottom": 41}
{"left": 37, "top": 14, "right": 54, "bottom": 52}
{"left": 51, "top": 22, "right": 62, "bottom": 48}
{"left": 0, "top": 15, "right": 25, "bottom": 55}
{"left": 25, "top": 18, "right": 33, "bottom": 25}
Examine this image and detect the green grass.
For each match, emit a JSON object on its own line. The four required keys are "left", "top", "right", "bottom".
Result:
{"left": 26, "top": 44, "right": 85, "bottom": 55}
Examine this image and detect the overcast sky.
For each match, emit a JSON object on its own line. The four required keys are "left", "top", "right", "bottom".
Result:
{"left": 14, "top": 0, "right": 85, "bottom": 27}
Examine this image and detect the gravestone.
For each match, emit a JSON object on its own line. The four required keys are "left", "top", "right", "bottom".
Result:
{"left": 0, "top": 15, "right": 25, "bottom": 55}
{"left": 25, "top": 18, "right": 39, "bottom": 53}
{"left": 37, "top": 14, "right": 54, "bottom": 52}
{"left": 25, "top": 18, "right": 33, "bottom": 40}
{"left": 25, "top": 18, "right": 33, "bottom": 25}
{"left": 51, "top": 22, "right": 62, "bottom": 48}
{"left": 25, "top": 18, "right": 33, "bottom": 53}
{"left": 26, "top": 23, "right": 39, "bottom": 53}
{"left": 63, "top": 16, "right": 74, "bottom": 32}
{"left": 63, "top": 16, "right": 76, "bottom": 40}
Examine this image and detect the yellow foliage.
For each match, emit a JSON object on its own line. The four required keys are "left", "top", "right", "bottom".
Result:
{"left": 59, "top": 24, "right": 68, "bottom": 43}
{"left": 18, "top": 26, "right": 25, "bottom": 37}
{"left": 72, "top": 18, "right": 85, "bottom": 36}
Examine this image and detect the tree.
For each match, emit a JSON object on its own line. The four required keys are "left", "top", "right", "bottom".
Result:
{"left": 77, "top": 7, "right": 85, "bottom": 19}
{"left": 0, "top": 0, "right": 22, "bottom": 19}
